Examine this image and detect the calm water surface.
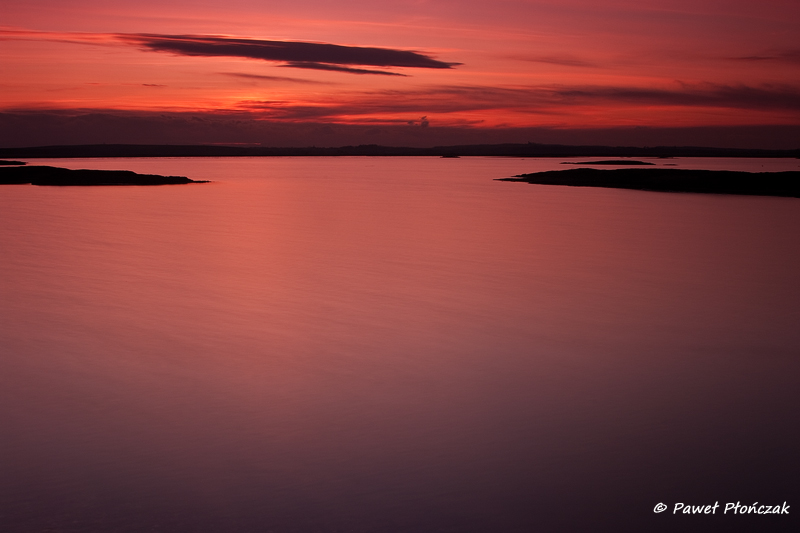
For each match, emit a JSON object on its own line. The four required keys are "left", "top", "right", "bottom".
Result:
{"left": 1, "top": 157, "right": 799, "bottom": 532}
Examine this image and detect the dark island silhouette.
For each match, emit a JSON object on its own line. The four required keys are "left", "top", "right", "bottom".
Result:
{"left": 497, "top": 168, "right": 800, "bottom": 198}
{"left": 0, "top": 165, "right": 206, "bottom": 186}
{"left": 561, "top": 160, "right": 655, "bottom": 165}
{"left": 0, "top": 160, "right": 27, "bottom": 166}
{"left": 2, "top": 144, "right": 797, "bottom": 193}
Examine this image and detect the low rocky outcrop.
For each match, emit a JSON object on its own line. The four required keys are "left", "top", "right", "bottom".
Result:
{"left": 0, "top": 165, "right": 207, "bottom": 186}
{"left": 498, "top": 168, "right": 800, "bottom": 198}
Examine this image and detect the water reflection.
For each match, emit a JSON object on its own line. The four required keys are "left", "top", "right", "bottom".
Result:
{"left": 1, "top": 158, "right": 798, "bottom": 532}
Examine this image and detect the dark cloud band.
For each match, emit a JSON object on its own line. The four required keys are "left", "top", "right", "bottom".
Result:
{"left": 118, "top": 33, "right": 459, "bottom": 74}
{"left": 548, "top": 83, "right": 800, "bottom": 111}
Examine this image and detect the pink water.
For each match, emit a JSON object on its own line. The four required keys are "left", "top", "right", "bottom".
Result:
{"left": 1, "top": 157, "right": 798, "bottom": 532}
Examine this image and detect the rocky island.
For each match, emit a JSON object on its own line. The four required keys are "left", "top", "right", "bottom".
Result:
{"left": 498, "top": 168, "right": 800, "bottom": 198}
{"left": 0, "top": 164, "right": 206, "bottom": 186}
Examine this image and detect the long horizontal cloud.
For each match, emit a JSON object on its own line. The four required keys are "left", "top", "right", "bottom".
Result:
{"left": 223, "top": 72, "right": 334, "bottom": 84}
{"left": 0, "top": 29, "right": 460, "bottom": 76}
{"left": 729, "top": 49, "right": 800, "bottom": 65}
{"left": 548, "top": 83, "right": 800, "bottom": 111}
{"left": 116, "top": 33, "right": 459, "bottom": 75}
{"left": 511, "top": 54, "right": 598, "bottom": 68}
{"left": 280, "top": 62, "right": 407, "bottom": 76}
{"left": 3, "top": 110, "right": 800, "bottom": 150}
{"left": 232, "top": 82, "right": 800, "bottom": 121}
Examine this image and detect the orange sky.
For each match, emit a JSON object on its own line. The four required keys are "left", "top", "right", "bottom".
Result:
{"left": 1, "top": 0, "right": 799, "bottom": 147}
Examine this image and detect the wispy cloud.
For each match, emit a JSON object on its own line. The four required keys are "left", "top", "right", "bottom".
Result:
{"left": 728, "top": 49, "right": 800, "bottom": 65}
{"left": 427, "top": 83, "right": 800, "bottom": 113}
{"left": 510, "top": 55, "right": 598, "bottom": 68}
{"left": 279, "top": 62, "right": 407, "bottom": 76}
{"left": 0, "top": 28, "right": 460, "bottom": 76}
{"left": 223, "top": 72, "right": 333, "bottom": 85}
{"left": 230, "top": 82, "right": 800, "bottom": 122}
{"left": 0, "top": 27, "right": 111, "bottom": 46}
{"left": 547, "top": 83, "right": 800, "bottom": 111}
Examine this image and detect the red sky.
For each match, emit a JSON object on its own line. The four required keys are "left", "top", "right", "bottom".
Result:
{"left": 2, "top": 0, "right": 799, "bottom": 147}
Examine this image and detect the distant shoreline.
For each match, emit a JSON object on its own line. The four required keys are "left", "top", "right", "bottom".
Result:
{"left": 498, "top": 168, "right": 800, "bottom": 198}
{"left": 1, "top": 143, "right": 798, "bottom": 159}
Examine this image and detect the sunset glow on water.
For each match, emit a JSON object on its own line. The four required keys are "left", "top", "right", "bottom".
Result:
{"left": 1, "top": 158, "right": 798, "bottom": 532}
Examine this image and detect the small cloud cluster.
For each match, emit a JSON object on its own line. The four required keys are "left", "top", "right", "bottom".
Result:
{"left": 407, "top": 116, "right": 430, "bottom": 127}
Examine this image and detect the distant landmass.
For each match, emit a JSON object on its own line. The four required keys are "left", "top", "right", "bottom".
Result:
{"left": 498, "top": 168, "right": 800, "bottom": 198}
{"left": 0, "top": 165, "right": 206, "bottom": 186}
{"left": 0, "top": 143, "right": 798, "bottom": 159}
{"left": 560, "top": 160, "right": 655, "bottom": 165}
